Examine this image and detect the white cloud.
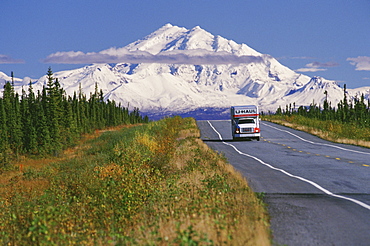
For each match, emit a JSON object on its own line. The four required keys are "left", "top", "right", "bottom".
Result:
{"left": 278, "top": 56, "right": 316, "bottom": 60}
{"left": 306, "top": 61, "right": 339, "bottom": 68}
{"left": 295, "top": 61, "right": 339, "bottom": 72}
{"left": 43, "top": 47, "right": 265, "bottom": 65}
{"left": 0, "top": 54, "right": 24, "bottom": 64}
{"left": 295, "top": 67, "right": 327, "bottom": 72}
{"left": 347, "top": 56, "right": 370, "bottom": 71}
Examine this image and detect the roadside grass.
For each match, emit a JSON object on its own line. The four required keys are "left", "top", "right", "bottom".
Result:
{"left": 263, "top": 115, "right": 370, "bottom": 148}
{"left": 0, "top": 116, "right": 270, "bottom": 245}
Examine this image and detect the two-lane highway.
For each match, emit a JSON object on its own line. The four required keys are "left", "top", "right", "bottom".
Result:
{"left": 198, "top": 120, "right": 370, "bottom": 246}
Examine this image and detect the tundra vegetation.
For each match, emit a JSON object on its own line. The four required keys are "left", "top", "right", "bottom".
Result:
{"left": 0, "top": 116, "right": 270, "bottom": 245}
{"left": 264, "top": 86, "right": 370, "bottom": 148}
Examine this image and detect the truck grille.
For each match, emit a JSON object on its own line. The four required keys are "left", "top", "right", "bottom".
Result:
{"left": 241, "top": 127, "right": 254, "bottom": 133}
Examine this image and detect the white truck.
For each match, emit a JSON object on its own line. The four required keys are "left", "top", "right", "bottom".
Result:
{"left": 231, "top": 105, "right": 261, "bottom": 141}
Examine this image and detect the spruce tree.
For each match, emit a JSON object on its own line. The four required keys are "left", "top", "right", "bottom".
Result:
{"left": 45, "top": 68, "right": 62, "bottom": 155}
{"left": 3, "top": 81, "right": 22, "bottom": 156}
{"left": 0, "top": 98, "right": 10, "bottom": 165}
{"left": 35, "top": 102, "right": 52, "bottom": 155}
{"left": 25, "top": 82, "right": 38, "bottom": 154}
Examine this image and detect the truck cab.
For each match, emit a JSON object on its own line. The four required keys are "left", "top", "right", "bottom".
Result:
{"left": 231, "top": 106, "right": 261, "bottom": 141}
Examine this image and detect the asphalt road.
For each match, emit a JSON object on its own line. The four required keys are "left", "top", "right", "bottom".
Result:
{"left": 197, "top": 120, "right": 370, "bottom": 246}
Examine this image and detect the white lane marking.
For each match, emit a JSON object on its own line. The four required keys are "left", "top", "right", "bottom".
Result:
{"left": 206, "top": 120, "right": 370, "bottom": 211}
{"left": 262, "top": 122, "right": 370, "bottom": 155}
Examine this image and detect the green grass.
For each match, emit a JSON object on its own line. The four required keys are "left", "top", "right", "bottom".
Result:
{"left": 0, "top": 116, "right": 270, "bottom": 245}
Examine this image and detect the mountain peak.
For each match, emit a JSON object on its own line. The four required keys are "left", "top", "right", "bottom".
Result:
{"left": 125, "top": 24, "right": 262, "bottom": 57}
{"left": 163, "top": 23, "right": 173, "bottom": 28}
{"left": 125, "top": 24, "right": 187, "bottom": 54}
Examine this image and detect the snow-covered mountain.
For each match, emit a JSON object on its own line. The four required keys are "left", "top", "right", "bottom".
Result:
{"left": 1, "top": 24, "right": 369, "bottom": 119}
{"left": 0, "top": 71, "right": 34, "bottom": 87}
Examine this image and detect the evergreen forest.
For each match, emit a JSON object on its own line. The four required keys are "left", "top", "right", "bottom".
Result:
{"left": 275, "top": 85, "right": 370, "bottom": 127}
{"left": 0, "top": 68, "right": 149, "bottom": 165}
{"left": 270, "top": 84, "right": 370, "bottom": 142}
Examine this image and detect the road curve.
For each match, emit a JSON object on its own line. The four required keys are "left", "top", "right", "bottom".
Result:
{"left": 197, "top": 120, "right": 370, "bottom": 246}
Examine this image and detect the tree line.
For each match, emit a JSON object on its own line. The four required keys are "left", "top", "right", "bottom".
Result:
{"left": 0, "top": 68, "right": 149, "bottom": 164}
{"left": 275, "top": 84, "right": 370, "bottom": 128}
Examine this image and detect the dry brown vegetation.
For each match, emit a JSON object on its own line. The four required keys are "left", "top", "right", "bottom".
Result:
{"left": 0, "top": 124, "right": 136, "bottom": 199}
{"left": 265, "top": 117, "right": 370, "bottom": 148}
{"left": 0, "top": 117, "right": 270, "bottom": 245}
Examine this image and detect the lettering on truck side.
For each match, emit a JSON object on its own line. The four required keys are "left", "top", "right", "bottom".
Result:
{"left": 235, "top": 109, "right": 256, "bottom": 114}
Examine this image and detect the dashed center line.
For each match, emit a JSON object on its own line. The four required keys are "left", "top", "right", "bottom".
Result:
{"left": 262, "top": 122, "right": 370, "bottom": 155}
{"left": 262, "top": 138, "right": 367, "bottom": 167}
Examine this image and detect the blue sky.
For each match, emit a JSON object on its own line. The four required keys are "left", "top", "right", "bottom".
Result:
{"left": 1, "top": 0, "right": 369, "bottom": 88}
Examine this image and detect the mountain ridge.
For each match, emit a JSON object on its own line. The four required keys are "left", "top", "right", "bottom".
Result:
{"left": 0, "top": 24, "right": 369, "bottom": 119}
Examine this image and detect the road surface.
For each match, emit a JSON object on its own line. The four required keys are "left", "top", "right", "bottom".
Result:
{"left": 197, "top": 120, "right": 370, "bottom": 246}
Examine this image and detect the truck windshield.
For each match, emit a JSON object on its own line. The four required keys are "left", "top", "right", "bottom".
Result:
{"left": 238, "top": 119, "right": 255, "bottom": 124}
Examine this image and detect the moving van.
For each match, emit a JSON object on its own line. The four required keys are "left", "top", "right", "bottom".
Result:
{"left": 231, "top": 105, "right": 260, "bottom": 141}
